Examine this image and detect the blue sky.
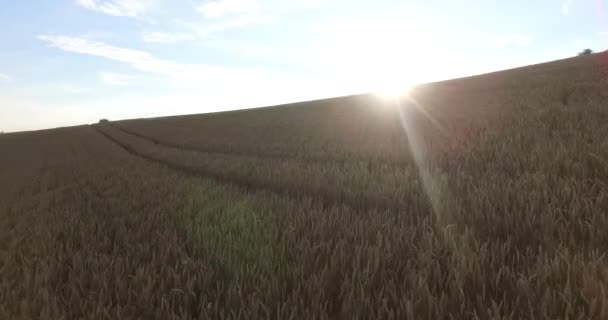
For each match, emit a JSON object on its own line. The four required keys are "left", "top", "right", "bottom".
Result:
{"left": 0, "top": 0, "right": 607, "bottom": 132}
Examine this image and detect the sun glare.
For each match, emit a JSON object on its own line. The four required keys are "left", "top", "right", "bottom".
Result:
{"left": 325, "top": 19, "right": 429, "bottom": 101}
{"left": 373, "top": 79, "right": 413, "bottom": 99}
{"left": 375, "top": 84, "right": 410, "bottom": 99}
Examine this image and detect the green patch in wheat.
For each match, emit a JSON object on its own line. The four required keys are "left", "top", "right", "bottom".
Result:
{"left": 179, "top": 182, "right": 277, "bottom": 274}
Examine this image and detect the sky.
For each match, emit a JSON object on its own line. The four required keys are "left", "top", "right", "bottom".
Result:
{"left": 0, "top": 0, "right": 607, "bottom": 132}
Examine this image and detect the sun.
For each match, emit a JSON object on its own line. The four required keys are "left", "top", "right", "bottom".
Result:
{"left": 374, "top": 83, "right": 411, "bottom": 99}
{"left": 373, "top": 78, "right": 414, "bottom": 99}
{"left": 368, "top": 64, "right": 417, "bottom": 99}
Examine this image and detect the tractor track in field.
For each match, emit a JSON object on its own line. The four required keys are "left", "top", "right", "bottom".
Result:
{"left": 92, "top": 124, "right": 416, "bottom": 214}
{"left": 109, "top": 123, "right": 417, "bottom": 170}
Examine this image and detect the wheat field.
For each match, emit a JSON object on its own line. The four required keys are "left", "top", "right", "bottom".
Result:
{"left": 1, "top": 53, "right": 607, "bottom": 319}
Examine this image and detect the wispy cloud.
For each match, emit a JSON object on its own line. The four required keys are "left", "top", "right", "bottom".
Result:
{"left": 38, "top": 35, "right": 178, "bottom": 75}
{"left": 142, "top": 32, "right": 194, "bottom": 43}
{"left": 34, "top": 34, "right": 357, "bottom": 119}
{"left": 75, "top": 0, "right": 155, "bottom": 17}
{"left": 99, "top": 71, "right": 133, "bottom": 85}
{"left": 561, "top": 0, "right": 574, "bottom": 16}
{"left": 197, "top": 0, "right": 258, "bottom": 19}
{"left": 489, "top": 34, "right": 532, "bottom": 47}
{"left": 37, "top": 34, "right": 266, "bottom": 87}
{"left": 0, "top": 73, "right": 11, "bottom": 83}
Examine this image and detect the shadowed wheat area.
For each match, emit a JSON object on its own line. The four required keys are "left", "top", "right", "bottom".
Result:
{"left": 1, "top": 53, "right": 608, "bottom": 319}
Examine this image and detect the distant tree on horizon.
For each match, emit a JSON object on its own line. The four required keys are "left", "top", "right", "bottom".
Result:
{"left": 579, "top": 48, "right": 593, "bottom": 56}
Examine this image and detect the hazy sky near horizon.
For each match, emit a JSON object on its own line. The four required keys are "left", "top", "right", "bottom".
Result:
{"left": 1, "top": 0, "right": 607, "bottom": 132}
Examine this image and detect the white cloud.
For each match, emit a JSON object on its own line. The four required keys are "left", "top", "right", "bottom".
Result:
{"left": 142, "top": 32, "right": 194, "bottom": 43}
{"left": 561, "top": 0, "right": 574, "bottom": 16}
{"left": 197, "top": 0, "right": 258, "bottom": 19}
{"left": 99, "top": 72, "right": 133, "bottom": 86}
{"left": 38, "top": 35, "right": 180, "bottom": 76}
{"left": 75, "top": 0, "right": 155, "bottom": 17}
{"left": 490, "top": 34, "right": 532, "bottom": 47}
{"left": 33, "top": 34, "right": 374, "bottom": 131}
{"left": 37, "top": 34, "right": 271, "bottom": 89}
{"left": 0, "top": 73, "right": 11, "bottom": 83}
{"left": 36, "top": 32, "right": 404, "bottom": 98}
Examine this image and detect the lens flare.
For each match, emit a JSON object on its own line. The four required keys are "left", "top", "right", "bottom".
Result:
{"left": 395, "top": 95, "right": 466, "bottom": 249}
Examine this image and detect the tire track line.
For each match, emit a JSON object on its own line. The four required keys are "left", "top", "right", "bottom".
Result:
{"left": 93, "top": 124, "right": 411, "bottom": 213}
{"left": 110, "top": 123, "right": 415, "bottom": 170}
